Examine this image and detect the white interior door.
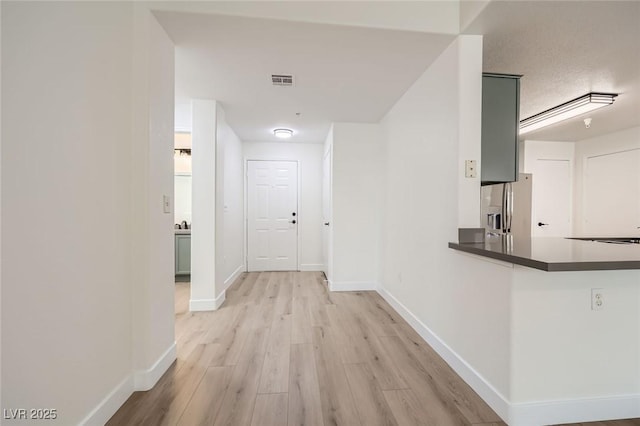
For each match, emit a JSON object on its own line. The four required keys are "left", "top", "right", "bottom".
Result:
{"left": 247, "top": 160, "right": 298, "bottom": 271}
{"left": 584, "top": 149, "right": 640, "bottom": 236}
{"left": 532, "top": 159, "right": 572, "bottom": 237}
{"left": 322, "top": 147, "right": 332, "bottom": 279}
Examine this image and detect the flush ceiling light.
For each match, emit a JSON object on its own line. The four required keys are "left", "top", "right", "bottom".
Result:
{"left": 519, "top": 92, "right": 617, "bottom": 135}
{"left": 274, "top": 128, "right": 293, "bottom": 138}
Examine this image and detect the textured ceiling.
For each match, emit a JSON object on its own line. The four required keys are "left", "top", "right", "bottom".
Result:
{"left": 465, "top": 0, "right": 640, "bottom": 141}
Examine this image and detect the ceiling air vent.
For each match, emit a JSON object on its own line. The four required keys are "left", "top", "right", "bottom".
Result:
{"left": 271, "top": 74, "right": 294, "bottom": 86}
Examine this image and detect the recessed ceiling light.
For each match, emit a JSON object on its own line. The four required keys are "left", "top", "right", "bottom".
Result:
{"left": 274, "top": 128, "right": 293, "bottom": 138}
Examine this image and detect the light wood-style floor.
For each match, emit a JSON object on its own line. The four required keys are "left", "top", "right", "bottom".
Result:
{"left": 108, "top": 272, "right": 640, "bottom": 426}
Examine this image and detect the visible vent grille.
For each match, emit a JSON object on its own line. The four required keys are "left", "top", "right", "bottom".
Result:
{"left": 271, "top": 74, "right": 294, "bottom": 86}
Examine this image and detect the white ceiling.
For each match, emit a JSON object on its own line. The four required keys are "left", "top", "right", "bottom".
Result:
{"left": 465, "top": 0, "right": 640, "bottom": 142}
{"left": 154, "top": 10, "right": 455, "bottom": 143}
{"left": 151, "top": 1, "right": 461, "bottom": 35}
{"left": 157, "top": 1, "right": 640, "bottom": 144}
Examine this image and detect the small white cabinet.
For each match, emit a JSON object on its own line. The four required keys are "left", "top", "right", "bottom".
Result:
{"left": 175, "top": 233, "right": 191, "bottom": 275}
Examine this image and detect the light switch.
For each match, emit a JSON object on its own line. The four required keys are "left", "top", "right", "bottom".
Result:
{"left": 163, "top": 195, "right": 171, "bottom": 214}
{"left": 465, "top": 160, "right": 477, "bottom": 178}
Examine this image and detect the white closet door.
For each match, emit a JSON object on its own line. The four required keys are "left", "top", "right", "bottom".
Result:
{"left": 533, "top": 159, "right": 572, "bottom": 237}
{"left": 584, "top": 149, "right": 640, "bottom": 236}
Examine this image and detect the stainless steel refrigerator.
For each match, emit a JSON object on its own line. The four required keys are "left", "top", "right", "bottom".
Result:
{"left": 480, "top": 173, "right": 533, "bottom": 238}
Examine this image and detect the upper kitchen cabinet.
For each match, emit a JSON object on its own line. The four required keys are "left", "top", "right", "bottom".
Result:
{"left": 481, "top": 73, "right": 521, "bottom": 185}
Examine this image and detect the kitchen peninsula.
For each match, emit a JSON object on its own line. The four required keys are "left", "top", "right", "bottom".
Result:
{"left": 447, "top": 233, "right": 640, "bottom": 424}
{"left": 449, "top": 236, "right": 640, "bottom": 271}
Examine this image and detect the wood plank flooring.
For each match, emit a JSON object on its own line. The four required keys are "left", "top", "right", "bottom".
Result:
{"left": 108, "top": 272, "right": 640, "bottom": 426}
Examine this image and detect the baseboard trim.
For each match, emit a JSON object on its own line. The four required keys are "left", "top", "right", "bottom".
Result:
{"left": 190, "top": 291, "right": 226, "bottom": 311}
{"left": 329, "top": 280, "right": 377, "bottom": 292}
{"left": 189, "top": 298, "right": 215, "bottom": 311}
{"left": 377, "top": 286, "right": 640, "bottom": 425}
{"left": 79, "top": 375, "right": 133, "bottom": 426}
{"left": 223, "top": 264, "right": 245, "bottom": 292}
{"left": 80, "top": 342, "right": 177, "bottom": 424}
{"left": 299, "top": 263, "right": 324, "bottom": 271}
{"left": 190, "top": 268, "right": 241, "bottom": 312}
{"left": 376, "top": 286, "right": 510, "bottom": 422}
{"left": 214, "top": 290, "right": 226, "bottom": 310}
{"left": 510, "top": 394, "right": 640, "bottom": 426}
{"left": 134, "top": 341, "right": 177, "bottom": 391}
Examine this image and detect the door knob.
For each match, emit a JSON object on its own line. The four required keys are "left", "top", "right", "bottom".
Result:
{"left": 538, "top": 222, "right": 548, "bottom": 227}
{"left": 292, "top": 212, "right": 296, "bottom": 216}
{"left": 324, "top": 222, "right": 330, "bottom": 226}
{"left": 290, "top": 220, "right": 296, "bottom": 224}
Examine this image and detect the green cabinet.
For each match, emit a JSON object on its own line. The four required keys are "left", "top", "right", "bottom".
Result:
{"left": 175, "top": 234, "right": 191, "bottom": 275}
{"left": 481, "top": 73, "right": 521, "bottom": 185}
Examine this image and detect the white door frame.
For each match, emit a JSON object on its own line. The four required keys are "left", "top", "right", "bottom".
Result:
{"left": 244, "top": 158, "right": 301, "bottom": 271}
{"left": 322, "top": 145, "right": 332, "bottom": 280}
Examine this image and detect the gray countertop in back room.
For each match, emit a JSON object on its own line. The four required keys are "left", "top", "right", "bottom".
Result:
{"left": 175, "top": 229, "right": 191, "bottom": 235}
{"left": 449, "top": 236, "right": 640, "bottom": 272}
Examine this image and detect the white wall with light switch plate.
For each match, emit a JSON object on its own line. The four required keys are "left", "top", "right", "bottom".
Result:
{"left": 379, "top": 35, "right": 512, "bottom": 401}
{"left": 376, "top": 35, "right": 640, "bottom": 425}
{"left": 457, "top": 39, "right": 482, "bottom": 228}
{"left": 3, "top": 4, "right": 177, "bottom": 425}
{"left": 464, "top": 159, "right": 477, "bottom": 178}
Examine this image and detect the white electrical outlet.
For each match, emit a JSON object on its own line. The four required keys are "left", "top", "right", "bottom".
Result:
{"left": 465, "top": 160, "right": 477, "bottom": 178}
{"left": 591, "top": 288, "right": 604, "bottom": 311}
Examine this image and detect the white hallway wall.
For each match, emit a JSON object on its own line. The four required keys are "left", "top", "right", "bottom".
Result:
{"left": 191, "top": 100, "right": 218, "bottom": 310}
{"left": 2, "top": 3, "right": 133, "bottom": 422}
{"left": 217, "top": 106, "right": 245, "bottom": 291}
{"left": 329, "top": 123, "right": 385, "bottom": 290}
{"left": 2, "top": 2, "right": 176, "bottom": 424}
{"left": 243, "top": 142, "right": 324, "bottom": 271}
{"left": 191, "top": 101, "right": 244, "bottom": 309}
{"left": 377, "top": 35, "right": 639, "bottom": 424}
{"left": 378, "top": 35, "right": 513, "bottom": 408}
{"left": 132, "top": 4, "right": 176, "bottom": 390}
{"left": 0, "top": 1, "right": 3, "bottom": 411}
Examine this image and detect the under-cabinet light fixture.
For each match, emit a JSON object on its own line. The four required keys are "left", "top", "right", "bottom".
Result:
{"left": 519, "top": 92, "right": 617, "bottom": 135}
{"left": 274, "top": 128, "right": 293, "bottom": 138}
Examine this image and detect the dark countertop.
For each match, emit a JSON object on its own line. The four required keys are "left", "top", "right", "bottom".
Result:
{"left": 449, "top": 236, "right": 640, "bottom": 271}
